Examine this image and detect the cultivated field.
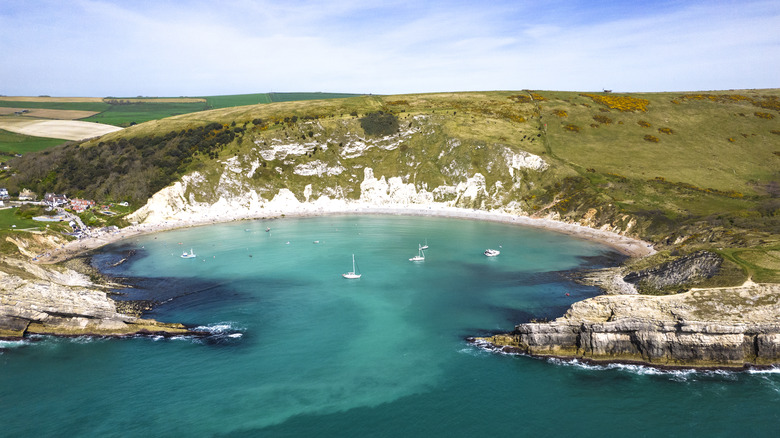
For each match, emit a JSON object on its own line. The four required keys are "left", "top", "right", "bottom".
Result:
{"left": 0, "top": 108, "right": 99, "bottom": 120}
{"left": 0, "top": 129, "right": 66, "bottom": 158}
{"left": 0, "top": 118, "right": 122, "bottom": 141}
{"left": 104, "top": 97, "right": 206, "bottom": 103}
{"left": 0, "top": 96, "right": 104, "bottom": 103}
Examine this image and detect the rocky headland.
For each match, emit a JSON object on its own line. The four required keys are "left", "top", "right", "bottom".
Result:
{"left": 0, "top": 257, "right": 189, "bottom": 339}
{"left": 474, "top": 281, "right": 780, "bottom": 369}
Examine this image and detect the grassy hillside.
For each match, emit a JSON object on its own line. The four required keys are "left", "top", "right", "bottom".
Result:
{"left": 2, "top": 89, "right": 778, "bottom": 284}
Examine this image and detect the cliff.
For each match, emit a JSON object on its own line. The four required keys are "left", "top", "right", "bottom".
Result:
{"left": 476, "top": 281, "right": 780, "bottom": 368}
{"left": 0, "top": 257, "right": 188, "bottom": 339}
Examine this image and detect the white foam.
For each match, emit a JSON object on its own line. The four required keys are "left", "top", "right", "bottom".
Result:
{"left": 193, "top": 321, "right": 244, "bottom": 334}
{"left": 0, "top": 340, "right": 29, "bottom": 349}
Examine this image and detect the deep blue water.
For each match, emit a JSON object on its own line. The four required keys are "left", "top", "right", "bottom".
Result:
{"left": 1, "top": 215, "right": 778, "bottom": 437}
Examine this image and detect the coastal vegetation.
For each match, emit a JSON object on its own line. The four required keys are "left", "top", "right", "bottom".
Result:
{"left": 1, "top": 89, "right": 778, "bottom": 293}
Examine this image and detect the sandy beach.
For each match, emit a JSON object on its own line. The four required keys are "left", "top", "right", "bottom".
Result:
{"left": 34, "top": 202, "right": 655, "bottom": 264}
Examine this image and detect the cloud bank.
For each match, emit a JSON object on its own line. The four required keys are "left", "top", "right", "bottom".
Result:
{"left": 1, "top": 0, "right": 778, "bottom": 96}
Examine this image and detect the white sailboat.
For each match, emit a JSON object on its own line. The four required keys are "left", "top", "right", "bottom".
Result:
{"left": 342, "top": 254, "right": 361, "bottom": 279}
{"left": 409, "top": 244, "right": 425, "bottom": 262}
{"left": 420, "top": 239, "right": 429, "bottom": 250}
{"left": 181, "top": 248, "right": 196, "bottom": 259}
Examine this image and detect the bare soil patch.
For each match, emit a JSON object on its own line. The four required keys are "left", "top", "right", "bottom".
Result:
{"left": 0, "top": 118, "right": 122, "bottom": 140}
{"left": 1, "top": 108, "right": 98, "bottom": 119}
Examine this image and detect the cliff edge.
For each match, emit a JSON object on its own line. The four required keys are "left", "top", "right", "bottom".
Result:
{"left": 0, "top": 258, "right": 189, "bottom": 339}
{"left": 476, "top": 281, "right": 780, "bottom": 368}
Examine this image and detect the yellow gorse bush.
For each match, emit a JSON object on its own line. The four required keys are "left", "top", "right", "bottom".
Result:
{"left": 680, "top": 93, "right": 780, "bottom": 112}
{"left": 580, "top": 93, "right": 650, "bottom": 112}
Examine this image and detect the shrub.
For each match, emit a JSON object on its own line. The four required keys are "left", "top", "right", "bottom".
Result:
{"left": 563, "top": 124, "right": 580, "bottom": 133}
{"left": 770, "top": 130, "right": 780, "bottom": 135}
{"left": 359, "top": 111, "right": 399, "bottom": 136}
{"left": 644, "top": 135, "right": 660, "bottom": 143}
{"left": 552, "top": 109, "right": 568, "bottom": 117}
{"left": 580, "top": 93, "right": 649, "bottom": 112}
{"left": 592, "top": 115, "right": 612, "bottom": 124}
{"left": 755, "top": 112, "right": 775, "bottom": 119}
{"left": 638, "top": 120, "right": 651, "bottom": 128}
{"left": 658, "top": 127, "right": 674, "bottom": 135}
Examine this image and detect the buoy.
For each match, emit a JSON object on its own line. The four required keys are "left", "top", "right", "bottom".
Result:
{"left": 565, "top": 293, "right": 570, "bottom": 296}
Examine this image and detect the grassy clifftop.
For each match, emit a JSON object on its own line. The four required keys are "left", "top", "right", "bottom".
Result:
{"left": 3, "top": 89, "right": 779, "bottom": 284}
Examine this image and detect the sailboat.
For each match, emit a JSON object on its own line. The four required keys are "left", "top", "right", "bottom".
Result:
{"left": 420, "top": 239, "right": 429, "bottom": 250}
{"left": 181, "top": 248, "right": 196, "bottom": 259}
{"left": 342, "top": 254, "right": 361, "bottom": 279}
{"left": 409, "top": 244, "right": 425, "bottom": 262}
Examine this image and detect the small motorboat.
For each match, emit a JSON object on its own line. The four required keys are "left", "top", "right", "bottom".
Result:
{"left": 484, "top": 249, "right": 500, "bottom": 257}
{"left": 181, "top": 248, "right": 197, "bottom": 259}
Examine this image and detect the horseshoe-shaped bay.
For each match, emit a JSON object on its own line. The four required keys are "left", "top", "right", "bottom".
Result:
{"left": 2, "top": 215, "right": 778, "bottom": 437}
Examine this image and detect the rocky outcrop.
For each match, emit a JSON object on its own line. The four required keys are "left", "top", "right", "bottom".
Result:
{"left": 476, "top": 282, "right": 780, "bottom": 368}
{"left": 0, "top": 260, "right": 189, "bottom": 339}
{"left": 623, "top": 250, "right": 722, "bottom": 292}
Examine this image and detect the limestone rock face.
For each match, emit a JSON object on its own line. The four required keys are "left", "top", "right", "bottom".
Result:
{"left": 0, "top": 262, "right": 188, "bottom": 338}
{"left": 623, "top": 250, "right": 722, "bottom": 291}
{"left": 480, "top": 283, "right": 780, "bottom": 368}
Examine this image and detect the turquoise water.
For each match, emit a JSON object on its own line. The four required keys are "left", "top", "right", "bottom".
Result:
{"left": 2, "top": 215, "right": 779, "bottom": 437}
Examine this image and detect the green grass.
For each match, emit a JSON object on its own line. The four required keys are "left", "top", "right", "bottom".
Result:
{"left": 268, "top": 92, "right": 363, "bottom": 103}
{"left": 0, "top": 207, "right": 41, "bottom": 231}
{"left": 0, "top": 129, "right": 67, "bottom": 157}
{"left": 541, "top": 90, "right": 780, "bottom": 195}
{"left": 719, "top": 247, "right": 780, "bottom": 283}
{"left": 82, "top": 102, "right": 211, "bottom": 126}
{"left": 202, "top": 93, "right": 272, "bottom": 109}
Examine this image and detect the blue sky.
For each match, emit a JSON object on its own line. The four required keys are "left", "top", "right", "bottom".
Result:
{"left": 1, "top": 0, "right": 778, "bottom": 96}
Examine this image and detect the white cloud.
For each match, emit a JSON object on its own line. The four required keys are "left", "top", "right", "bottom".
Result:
{"left": 1, "top": 0, "right": 778, "bottom": 96}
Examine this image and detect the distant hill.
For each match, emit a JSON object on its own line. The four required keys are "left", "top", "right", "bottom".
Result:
{"left": 0, "top": 92, "right": 363, "bottom": 160}
{"left": 2, "top": 89, "right": 778, "bottom": 285}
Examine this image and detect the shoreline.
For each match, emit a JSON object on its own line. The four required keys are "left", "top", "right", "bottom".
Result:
{"left": 468, "top": 337, "right": 778, "bottom": 372}
{"left": 34, "top": 203, "right": 656, "bottom": 264}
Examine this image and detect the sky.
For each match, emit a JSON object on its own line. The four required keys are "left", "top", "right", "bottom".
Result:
{"left": 1, "top": 0, "right": 778, "bottom": 97}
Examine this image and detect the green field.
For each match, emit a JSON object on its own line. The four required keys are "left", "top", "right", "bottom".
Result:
{"left": 82, "top": 101, "right": 211, "bottom": 126}
{"left": 0, "top": 101, "right": 110, "bottom": 112}
{"left": 203, "top": 93, "right": 272, "bottom": 109}
{"left": 201, "top": 92, "right": 362, "bottom": 109}
{"left": 0, "top": 129, "right": 67, "bottom": 158}
{"left": 268, "top": 92, "right": 362, "bottom": 103}
{"left": 0, "top": 207, "right": 41, "bottom": 231}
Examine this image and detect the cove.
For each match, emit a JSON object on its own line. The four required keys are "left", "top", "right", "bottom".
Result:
{"left": 1, "top": 215, "right": 778, "bottom": 437}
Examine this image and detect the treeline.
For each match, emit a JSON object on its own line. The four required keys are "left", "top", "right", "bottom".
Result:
{"left": 4, "top": 122, "right": 238, "bottom": 204}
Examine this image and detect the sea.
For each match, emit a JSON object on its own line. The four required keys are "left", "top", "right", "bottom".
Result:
{"left": 1, "top": 215, "right": 779, "bottom": 437}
